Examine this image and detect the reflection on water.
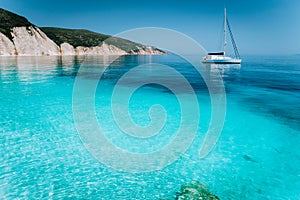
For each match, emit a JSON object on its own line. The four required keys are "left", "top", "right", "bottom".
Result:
{"left": 0, "top": 56, "right": 76, "bottom": 83}
{"left": 203, "top": 63, "right": 241, "bottom": 75}
{"left": 203, "top": 63, "right": 242, "bottom": 85}
{"left": 0, "top": 56, "right": 121, "bottom": 84}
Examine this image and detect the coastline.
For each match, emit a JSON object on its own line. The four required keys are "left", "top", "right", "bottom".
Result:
{"left": 0, "top": 26, "right": 165, "bottom": 57}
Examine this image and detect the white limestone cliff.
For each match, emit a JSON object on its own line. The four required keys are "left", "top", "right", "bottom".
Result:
{"left": 0, "top": 26, "right": 164, "bottom": 56}
{"left": 11, "top": 26, "right": 60, "bottom": 56}
{"left": 0, "top": 32, "right": 16, "bottom": 56}
{"left": 130, "top": 46, "right": 164, "bottom": 55}
{"left": 75, "top": 42, "right": 127, "bottom": 55}
{"left": 60, "top": 42, "right": 75, "bottom": 56}
{"left": 97, "top": 42, "right": 128, "bottom": 55}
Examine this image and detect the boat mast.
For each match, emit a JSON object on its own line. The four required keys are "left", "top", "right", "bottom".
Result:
{"left": 227, "top": 18, "right": 241, "bottom": 59}
{"left": 223, "top": 8, "right": 227, "bottom": 56}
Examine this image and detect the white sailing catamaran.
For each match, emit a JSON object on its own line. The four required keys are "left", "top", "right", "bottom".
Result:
{"left": 202, "top": 8, "right": 241, "bottom": 64}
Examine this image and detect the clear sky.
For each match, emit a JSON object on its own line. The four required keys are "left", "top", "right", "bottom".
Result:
{"left": 1, "top": 0, "right": 300, "bottom": 55}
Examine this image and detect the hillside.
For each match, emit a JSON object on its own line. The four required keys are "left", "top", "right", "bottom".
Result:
{"left": 40, "top": 27, "right": 110, "bottom": 47}
{"left": 41, "top": 27, "right": 153, "bottom": 53}
{"left": 0, "top": 8, "right": 164, "bottom": 56}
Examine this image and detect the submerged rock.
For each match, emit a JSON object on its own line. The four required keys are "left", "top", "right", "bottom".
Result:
{"left": 175, "top": 181, "right": 220, "bottom": 200}
{"left": 242, "top": 154, "right": 258, "bottom": 163}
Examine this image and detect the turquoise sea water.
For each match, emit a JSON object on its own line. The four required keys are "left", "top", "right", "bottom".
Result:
{"left": 0, "top": 55, "right": 300, "bottom": 199}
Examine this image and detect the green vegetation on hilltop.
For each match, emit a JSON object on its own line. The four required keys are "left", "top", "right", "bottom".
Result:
{"left": 105, "top": 37, "right": 147, "bottom": 53}
{"left": 0, "top": 8, "right": 32, "bottom": 40}
{"left": 41, "top": 27, "right": 152, "bottom": 53}
{"left": 40, "top": 27, "right": 110, "bottom": 47}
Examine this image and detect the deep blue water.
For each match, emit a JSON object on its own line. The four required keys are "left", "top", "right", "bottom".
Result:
{"left": 0, "top": 55, "right": 299, "bottom": 199}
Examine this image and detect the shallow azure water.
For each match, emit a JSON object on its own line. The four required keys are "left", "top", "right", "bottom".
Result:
{"left": 0, "top": 55, "right": 299, "bottom": 199}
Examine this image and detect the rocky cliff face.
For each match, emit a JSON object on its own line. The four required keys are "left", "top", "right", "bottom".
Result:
{"left": 11, "top": 26, "right": 60, "bottom": 56}
{"left": 0, "top": 8, "right": 165, "bottom": 56}
{"left": 0, "top": 25, "right": 164, "bottom": 56}
{"left": 0, "top": 32, "right": 15, "bottom": 55}
{"left": 74, "top": 42, "right": 127, "bottom": 56}
{"left": 129, "top": 46, "right": 163, "bottom": 55}
{"left": 60, "top": 42, "right": 75, "bottom": 56}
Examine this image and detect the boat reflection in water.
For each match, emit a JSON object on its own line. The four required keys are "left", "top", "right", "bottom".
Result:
{"left": 203, "top": 63, "right": 241, "bottom": 77}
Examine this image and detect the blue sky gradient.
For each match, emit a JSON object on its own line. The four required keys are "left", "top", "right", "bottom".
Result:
{"left": 1, "top": 0, "right": 299, "bottom": 55}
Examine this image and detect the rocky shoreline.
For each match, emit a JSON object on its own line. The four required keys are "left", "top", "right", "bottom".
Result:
{"left": 0, "top": 26, "right": 163, "bottom": 56}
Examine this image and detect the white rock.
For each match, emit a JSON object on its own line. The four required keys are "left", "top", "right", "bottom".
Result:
{"left": 75, "top": 42, "right": 127, "bottom": 55}
{"left": 60, "top": 42, "right": 75, "bottom": 55}
{"left": 99, "top": 42, "right": 127, "bottom": 55}
{"left": 11, "top": 26, "right": 60, "bottom": 56}
{"left": 128, "top": 45, "right": 164, "bottom": 55}
{"left": 0, "top": 26, "right": 164, "bottom": 56}
{"left": 75, "top": 46, "right": 88, "bottom": 55}
{"left": 0, "top": 32, "right": 15, "bottom": 56}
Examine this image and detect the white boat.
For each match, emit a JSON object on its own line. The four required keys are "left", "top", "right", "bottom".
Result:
{"left": 202, "top": 8, "right": 241, "bottom": 64}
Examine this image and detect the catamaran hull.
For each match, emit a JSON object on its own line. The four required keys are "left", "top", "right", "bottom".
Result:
{"left": 202, "top": 59, "right": 241, "bottom": 64}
